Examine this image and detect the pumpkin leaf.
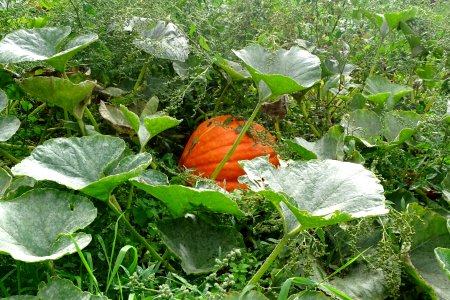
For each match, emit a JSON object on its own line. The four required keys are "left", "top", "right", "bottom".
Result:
{"left": 19, "top": 77, "right": 95, "bottom": 119}
{"left": 224, "top": 291, "right": 269, "bottom": 300}
{"left": 157, "top": 215, "right": 244, "bottom": 274}
{"left": 120, "top": 104, "right": 181, "bottom": 151}
{"left": 130, "top": 169, "right": 245, "bottom": 217}
{"left": 445, "top": 99, "right": 450, "bottom": 124}
{"left": 328, "top": 264, "right": 389, "bottom": 300}
{"left": 383, "top": 110, "right": 421, "bottom": 142}
{"left": 11, "top": 136, "right": 152, "bottom": 201}
{"left": 142, "top": 114, "right": 181, "bottom": 141}
{"left": 0, "top": 88, "right": 6, "bottom": 111}
{"left": 435, "top": 248, "right": 450, "bottom": 279}
{"left": 363, "top": 76, "right": 412, "bottom": 109}
{"left": 214, "top": 56, "right": 251, "bottom": 81}
{"left": 233, "top": 45, "right": 321, "bottom": 97}
{"left": 0, "top": 115, "right": 20, "bottom": 142}
{"left": 239, "top": 157, "right": 388, "bottom": 232}
{"left": 9, "top": 277, "right": 108, "bottom": 300}
{"left": 368, "top": 8, "right": 417, "bottom": 35}
{"left": 0, "top": 167, "right": 12, "bottom": 197}
{"left": 404, "top": 203, "right": 450, "bottom": 299}
{"left": 286, "top": 125, "right": 345, "bottom": 160}
{"left": 341, "top": 109, "right": 382, "bottom": 147}
{"left": 442, "top": 174, "right": 450, "bottom": 205}
{"left": 133, "top": 21, "right": 189, "bottom": 62}
{"left": 0, "top": 89, "right": 20, "bottom": 142}
{"left": 0, "top": 27, "right": 98, "bottom": 72}
{"left": 0, "top": 189, "right": 96, "bottom": 262}
{"left": 38, "top": 277, "right": 108, "bottom": 300}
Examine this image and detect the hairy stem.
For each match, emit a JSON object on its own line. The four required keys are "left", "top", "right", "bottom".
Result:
{"left": 84, "top": 107, "right": 100, "bottom": 132}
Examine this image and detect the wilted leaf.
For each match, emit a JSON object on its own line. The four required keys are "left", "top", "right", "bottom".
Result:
{"left": 99, "top": 101, "right": 133, "bottom": 134}
{"left": 11, "top": 136, "right": 152, "bottom": 201}
{"left": 130, "top": 169, "right": 245, "bottom": 217}
{"left": 158, "top": 215, "right": 244, "bottom": 274}
{"left": 233, "top": 45, "right": 321, "bottom": 97}
{"left": 0, "top": 189, "right": 96, "bottom": 262}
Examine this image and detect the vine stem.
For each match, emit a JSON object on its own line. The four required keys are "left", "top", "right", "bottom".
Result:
{"left": 107, "top": 196, "right": 176, "bottom": 272}
{"left": 246, "top": 226, "right": 304, "bottom": 288}
{"left": 84, "top": 107, "right": 99, "bottom": 132}
{"left": 246, "top": 234, "right": 290, "bottom": 287}
{"left": 210, "top": 99, "right": 264, "bottom": 180}
{"left": 0, "top": 148, "right": 19, "bottom": 164}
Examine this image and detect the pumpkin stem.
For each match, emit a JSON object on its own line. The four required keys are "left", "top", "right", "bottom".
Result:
{"left": 210, "top": 99, "right": 264, "bottom": 181}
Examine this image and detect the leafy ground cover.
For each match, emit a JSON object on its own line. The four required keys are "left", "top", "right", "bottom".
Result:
{"left": 0, "top": 0, "right": 449, "bottom": 299}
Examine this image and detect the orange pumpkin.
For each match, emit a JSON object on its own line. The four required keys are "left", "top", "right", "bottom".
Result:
{"left": 179, "top": 115, "right": 279, "bottom": 191}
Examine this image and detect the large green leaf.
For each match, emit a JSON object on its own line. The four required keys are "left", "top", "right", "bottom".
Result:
{"left": 239, "top": 157, "right": 388, "bottom": 232}
{"left": 443, "top": 173, "right": 450, "bottom": 205}
{"left": 11, "top": 136, "right": 152, "bottom": 201}
{"left": 0, "top": 115, "right": 20, "bottom": 142}
{"left": 130, "top": 169, "right": 245, "bottom": 217}
{"left": 287, "top": 125, "right": 345, "bottom": 160}
{"left": 214, "top": 56, "right": 251, "bottom": 81}
{"left": 19, "top": 77, "right": 95, "bottom": 119}
{"left": 0, "top": 27, "right": 98, "bottom": 72}
{"left": 133, "top": 21, "right": 189, "bottom": 62}
{"left": 383, "top": 110, "right": 421, "bottom": 142}
{"left": 38, "top": 277, "right": 108, "bottom": 299}
{"left": 369, "top": 8, "right": 417, "bottom": 35}
{"left": 445, "top": 100, "right": 450, "bottom": 124}
{"left": 363, "top": 76, "right": 412, "bottom": 109}
{"left": 328, "top": 264, "right": 389, "bottom": 300}
{"left": 4, "top": 277, "right": 108, "bottom": 300}
{"left": 0, "top": 89, "right": 20, "bottom": 142}
{"left": 405, "top": 203, "right": 450, "bottom": 299}
{"left": 0, "top": 167, "right": 12, "bottom": 197}
{"left": 435, "top": 248, "right": 450, "bottom": 279}
{"left": 0, "top": 189, "right": 96, "bottom": 262}
{"left": 233, "top": 45, "right": 321, "bottom": 97}
{"left": 158, "top": 215, "right": 244, "bottom": 274}
{"left": 341, "top": 109, "right": 382, "bottom": 147}
{"left": 0, "top": 89, "right": 6, "bottom": 111}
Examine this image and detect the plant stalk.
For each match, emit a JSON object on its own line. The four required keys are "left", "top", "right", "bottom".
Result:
{"left": 210, "top": 99, "right": 264, "bottom": 180}
{"left": 84, "top": 107, "right": 100, "bottom": 132}
{"left": 246, "top": 234, "right": 291, "bottom": 287}
{"left": 107, "top": 197, "right": 175, "bottom": 272}
{"left": 0, "top": 148, "right": 19, "bottom": 164}
{"left": 133, "top": 59, "right": 149, "bottom": 94}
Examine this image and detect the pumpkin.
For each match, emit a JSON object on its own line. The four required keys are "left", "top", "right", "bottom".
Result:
{"left": 178, "top": 115, "right": 279, "bottom": 191}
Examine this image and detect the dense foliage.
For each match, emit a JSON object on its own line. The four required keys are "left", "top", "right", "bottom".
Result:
{"left": 0, "top": 0, "right": 449, "bottom": 299}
